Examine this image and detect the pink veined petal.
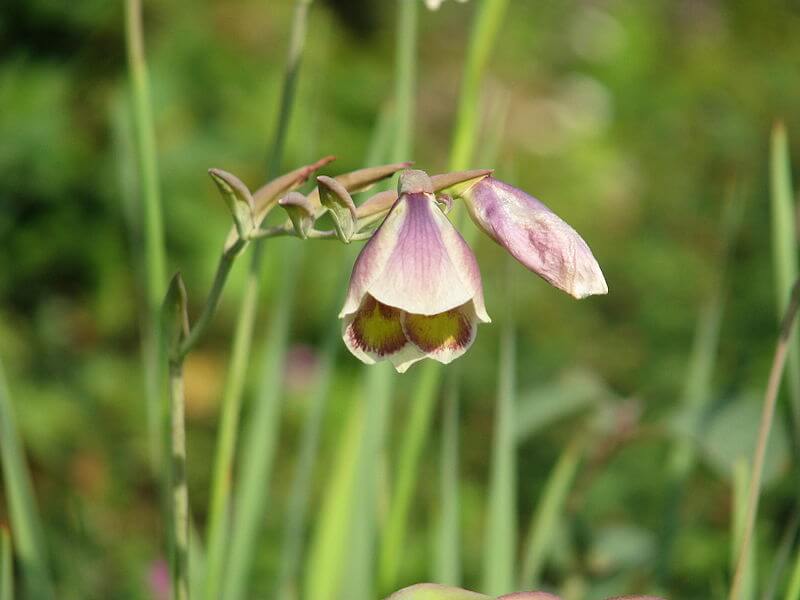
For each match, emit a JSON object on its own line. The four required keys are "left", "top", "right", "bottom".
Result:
{"left": 462, "top": 177, "right": 608, "bottom": 299}
{"left": 401, "top": 302, "right": 479, "bottom": 366}
{"left": 344, "top": 191, "right": 487, "bottom": 318}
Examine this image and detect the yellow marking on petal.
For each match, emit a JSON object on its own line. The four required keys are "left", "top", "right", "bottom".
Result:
{"left": 403, "top": 309, "right": 471, "bottom": 353}
{"left": 350, "top": 296, "right": 408, "bottom": 356}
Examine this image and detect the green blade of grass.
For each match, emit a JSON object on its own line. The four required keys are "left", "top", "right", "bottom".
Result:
{"left": 124, "top": 0, "right": 167, "bottom": 469}
{"left": 0, "top": 359, "right": 54, "bottom": 599}
{"left": 1, "top": 527, "right": 12, "bottom": 600}
{"left": 203, "top": 1, "right": 314, "bottom": 596}
{"left": 729, "top": 280, "right": 800, "bottom": 600}
{"left": 221, "top": 244, "right": 302, "bottom": 600}
{"left": 436, "top": 376, "right": 461, "bottom": 586}
{"left": 379, "top": 363, "right": 441, "bottom": 592}
{"left": 449, "top": 0, "right": 510, "bottom": 172}
{"left": 770, "top": 121, "right": 800, "bottom": 436}
{"left": 342, "top": 364, "right": 395, "bottom": 600}
{"left": 733, "top": 460, "right": 756, "bottom": 600}
{"left": 519, "top": 436, "right": 584, "bottom": 589}
{"left": 304, "top": 393, "right": 367, "bottom": 600}
{"left": 275, "top": 284, "right": 345, "bottom": 600}
{"left": 658, "top": 189, "right": 744, "bottom": 581}
{"left": 785, "top": 541, "right": 800, "bottom": 600}
{"left": 482, "top": 323, "right": 517, "bottom": 596}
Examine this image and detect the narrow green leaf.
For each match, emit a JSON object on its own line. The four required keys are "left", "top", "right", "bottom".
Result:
{"left": 785, "top": 541, "right": 800, "bottom": 600}
{"left": 436, "top": 377, "right": 461, "bottom": 586}
{"left": 305, "top": 394, "right": 367, "bottom": 600}
{"left": 519, "top": 437, "right": 584, "bottom": 588}
{"left": 449, "top": 0, "right": 510, "bottom": 171}
{"left": 275, "top": 269, "right": 347, "bottom": 600}
{"left": 221, "top": 244, "right": 302, "bottom": 600}
{"left": 379, "top": 364, "right": 442, "bottom": 592}
{"left": 732, "top": 460, "right": 756, "bottom": 600}
{"left": 770, "top": 121, "right": 800, "bottom": 435}
{"left": 482, "top": 324, "right": 517, "bottom": 596}
{"left": 0, "top": 359, "right": 54, "bottom": 599}
{"left": 0, "top": 528, "right": 12, "bottom": 600}
{"left": 342, "top": 364, "right": 395, "bottom": 600}
{"left": 658, "top": 189, "right": 744, "bottom": 583}
{"left": 124, "top": 0, "right": 168, "bottom": 471}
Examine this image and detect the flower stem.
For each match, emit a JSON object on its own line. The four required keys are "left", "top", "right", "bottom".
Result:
{"left": 203, "top": 1, "right": 314, "bottom": 596}
{"left": 124, "top": 0, "right": 167, "bottom": 469}
{"left": 729, "top": 278, "right": 800, "bottom": 600}
{"left": 168, "top": 361, "right": 190, "bottom": 600}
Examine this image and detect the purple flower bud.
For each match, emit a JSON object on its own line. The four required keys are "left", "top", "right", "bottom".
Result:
{"left": 460, "top": 177, "right": 608, "bottom": 299}
{"left": 340, "top": 170, "right": 490, "bottom": 373}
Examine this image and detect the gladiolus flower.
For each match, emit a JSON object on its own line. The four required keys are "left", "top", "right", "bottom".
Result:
{"left": 340, "top": 170, "right": 490, "bottom": 373}
{"left": 339, "top": 169, "right": 606, "bottom": 372}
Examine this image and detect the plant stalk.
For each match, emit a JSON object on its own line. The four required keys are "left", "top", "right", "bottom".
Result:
{"left": 124, "top": 0, "right": 168, "bottom": 469}
{"left": 729, "top": 279, "right": 800, "bottom": 600}
{"left": 168, "top": 361, "right": 190, "bottom": 600}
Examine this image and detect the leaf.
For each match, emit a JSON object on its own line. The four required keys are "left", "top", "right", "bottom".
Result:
{"left": 386, "top": 583, "right": 490, "bottom": 600}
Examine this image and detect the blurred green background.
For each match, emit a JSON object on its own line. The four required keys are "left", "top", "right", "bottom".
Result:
{"left": 3, "top": 0, "right": 800, "bottom": 598}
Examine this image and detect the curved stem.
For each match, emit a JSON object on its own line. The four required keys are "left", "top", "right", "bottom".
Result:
{"left": 729, "top": 278, "right": 800, "bottom": 600}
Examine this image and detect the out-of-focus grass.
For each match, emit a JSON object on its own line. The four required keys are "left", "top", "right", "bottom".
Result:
{"left": 0, "top": 528, "right": 11, "bottom": 600}
{"left": 482, "top": 323, "right": 517, "bottom": 596}
{"left": 0, "top": 360, "right": 53, "bottom": 599}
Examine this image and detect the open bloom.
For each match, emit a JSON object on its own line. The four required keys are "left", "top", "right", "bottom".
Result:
{"left": 339, "top": 169, "right": 607, "bottom": 372}
{"left": 340, "top": 170, "right": 490, "bottom": 373}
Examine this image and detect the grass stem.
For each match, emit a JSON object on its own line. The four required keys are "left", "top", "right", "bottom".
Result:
{"left": 729, "top": 278, "right": 800, "bottom": 600}
{"left": 124, "top": 0, "right": 168, "bottom": 468}
{"left": 168, "top": 362, "right": 190, "bottom": 600}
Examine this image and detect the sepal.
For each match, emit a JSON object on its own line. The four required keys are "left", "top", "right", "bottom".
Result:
{"left": 279, "top": 191, "right": 315, "bottom": 239}
{"left": 317, "top": 175, "right": 358, "bottom": 243}
{"left": 208, "top": 168, "right": 255, "bottom": 240}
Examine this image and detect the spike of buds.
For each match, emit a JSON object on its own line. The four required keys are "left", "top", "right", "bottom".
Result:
{"left": 317, "top": 175, "right": 358, "bottom": 243}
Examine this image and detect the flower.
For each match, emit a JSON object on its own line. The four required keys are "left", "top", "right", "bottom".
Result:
{"left": 340, "top": 170, "right": 490, "bottom": 373}
{"left": 460, "top": 176, "right": 607, "bottom": 299}
{"left": 424, "top": 0, "right": 468, "bottom": 10}
{"left": 339, "top": 169, "right": 606, "bottom": 372}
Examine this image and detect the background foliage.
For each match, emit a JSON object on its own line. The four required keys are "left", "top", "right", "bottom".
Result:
{"left": 3, "top": 0, "right": 800, "bottom": 598}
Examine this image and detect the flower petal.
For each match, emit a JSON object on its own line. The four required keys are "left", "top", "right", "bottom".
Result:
{"left": 341, "top": 192, "right": 488, "bottom": 319}
{"left": 342, "top": 296, "right": 425, "bottom": 371}
{"left": 462, "top": 177, "right": 608, "bottom": 299}
{"left": 401, "top": 302, "right": 478, "bottom": 365}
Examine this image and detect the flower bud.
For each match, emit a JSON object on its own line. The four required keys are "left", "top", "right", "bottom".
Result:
{"left": 279, "top": 192, "right": 315, "bottom": 239}
{"left": 162, "top": 272, "right": 189, "bottom": 361}
{"left": 318, "top": 175, "right": 358, "bottom": 243}
{"left": 208, "top": 168, "right": 255, "bottom": 240}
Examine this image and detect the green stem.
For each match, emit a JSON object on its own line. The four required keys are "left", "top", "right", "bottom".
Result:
{"left": 124, "top": 0, "right": 167, "bottom": 468}
{"left": 378, "top": 363, "right": 441, "bottom": 592}
{"left": 786, "top": 544, "right": 800, "bottom": 600}
{"left": 0, "top": 528, "right": 11, "bottom": 600}
{"left": 393, "top": 0, "right": 417, "bottom": 163}
{"left": 436, "top": 377, "right": 461, "bottom": 585}
{"left": 169, "top": 361, "right": 190, "bottom": 600}
{"left": 203, "top": 1, "right": 314, "bottom": 596}
{"left": 449, "top": 0, "right": 510, "bottom": 171}
{"left": 482, "top": 323, "right": 517, "bottom": 596}
{"left": 0, "top": 359, "right": 54, "bottom": 599}
{"left": 202, "top": 250, "right": 262, "bottom": 600}
{"left": 177, "top": 240, "right": 244, "bottom": 360}
{"left": 729, "top": 279, "right": 800, "bottom": 600}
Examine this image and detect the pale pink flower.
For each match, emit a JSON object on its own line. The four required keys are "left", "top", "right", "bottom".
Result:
{"left": 340, "top": 170, "right": 490, "bottom": 373}
{"left": 339, "top": 169, "right": 606, "bottom": 372}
